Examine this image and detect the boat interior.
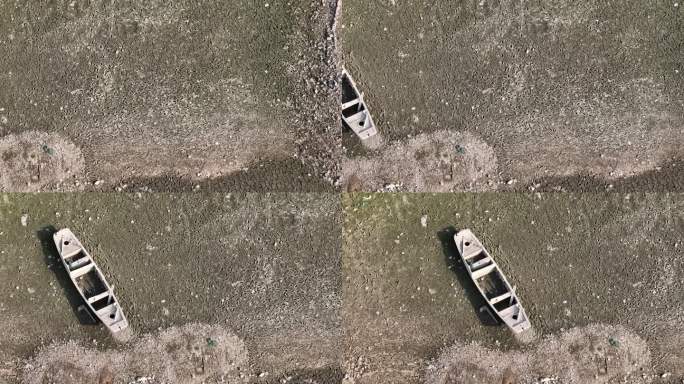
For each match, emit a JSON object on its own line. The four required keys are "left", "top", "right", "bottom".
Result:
{"left": 340, "top": 71, "right": 377, "bottom": 140}
{"left": 457, "top": 231, "right": 531, "bottom": 332}
{"left": 58, "top": 234, "right": 128, "bottom": 331}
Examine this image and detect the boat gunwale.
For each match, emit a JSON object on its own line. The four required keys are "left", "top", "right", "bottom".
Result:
{"left": 340, "top": 67, "right": 377, "bottom": 139}
{"left": 453, "top": 229, "right": 530, "bottom": 332}
{"left": 53, "top": 229, "right": 128, "bottom": 333}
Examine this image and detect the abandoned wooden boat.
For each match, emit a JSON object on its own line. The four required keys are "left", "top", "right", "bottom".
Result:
{"left": 53, "top": 228, "right": 129, "bottom": 333}
{"left": 341, "top": 68, "right": 378, "bottom": 140}
{"left": 454, "top": 229, "right": 531, "bottom": 334}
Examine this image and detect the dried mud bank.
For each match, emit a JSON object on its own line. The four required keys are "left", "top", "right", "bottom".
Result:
{"left": 285, "top": 0, "right": 344, "bottom": 186}
{"left": 20, "top": 324, "right": 344, "bottom": 384}
{"left": 0, "top": 0, "right": 342, "bottom": 191}
{"left": 340, "top": 0, "right": 684, "bottom": 191}
{"left": 23, "top": 324, "right": 249, "bottom": 384}
{"left": 341, "top": 130, "right": 497, "bottom": 192}
{"left": 427, "top": 325, "right": 650, "bottom": 384}
{"left": 0, "top": 131, "right": 85, "bottom": 191}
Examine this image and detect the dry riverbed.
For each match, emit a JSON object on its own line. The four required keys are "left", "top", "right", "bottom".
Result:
{"left": 0, "top": 0, "right": 340, "bottom": 192}
{"left": 0, "top": 193, "right": 342, "bottom": 383}
{"left": 342, "top": 193, "right": 684, "bottom": 383}
{"left": 340, "top": 0, "right": 684, "bottom": 192}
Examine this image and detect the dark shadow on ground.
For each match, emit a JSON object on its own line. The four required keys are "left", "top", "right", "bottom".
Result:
{"left": 99, "top": 158, "right": 335, "bottom": 192}
{"left": 36, "top": 226, "right": 96, "bottom": 325}
{"left": 531, "top": 157, "right": 684, "bottom": 192}
{"left": 262, "top": 366, "right": 344, "bottom": 384}
{"left": 437, "top": 226, "right": 500, "bottom": 327}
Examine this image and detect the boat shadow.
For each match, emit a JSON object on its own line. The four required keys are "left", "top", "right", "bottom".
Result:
{"left": 36, "top": 225, "right": 97, "bottom": 325}
{"left": 437, "top": 226, "right": 500, "bottom": 327}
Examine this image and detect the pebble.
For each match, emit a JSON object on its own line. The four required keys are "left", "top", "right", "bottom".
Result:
{"left": 420, "top": 215, "right": 428, "bottom": 227}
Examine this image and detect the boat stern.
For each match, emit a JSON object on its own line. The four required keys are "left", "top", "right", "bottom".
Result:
{"left": 500, "top": 306, "right": 532, "bottom": 334}
{"left": 98, "top": 302, "right": 129, "bottom": 333}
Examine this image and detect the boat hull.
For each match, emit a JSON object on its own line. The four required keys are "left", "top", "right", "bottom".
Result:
{"left": 341, "top": 69, "right": 378, "bottom": 140}
{"left": 53, "top": 228, "right": 129, "bottom": 334}
{"left": 453, "top": 229, "right": 531, "bottom": 334}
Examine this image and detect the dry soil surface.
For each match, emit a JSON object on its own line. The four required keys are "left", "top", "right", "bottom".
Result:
{"left": 0, "top": 193, "right": 342, "bottom": 383}
{"left": 340, "top": 0, "right": 684, "bottom": 192}
{"left": 342, "top": 193, "right": 684, "bottom": 384}
{"left": 0, "top": 0, "right": 341, "bottom": 192}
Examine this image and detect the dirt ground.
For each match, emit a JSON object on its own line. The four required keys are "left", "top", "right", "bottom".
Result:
{"left": 3, "top": 0, "right": 682, "bottom": 193}
{"left": 1, "top": 193, "right": 683, "bottom": 383}
{"left": 0, "top": 193, "right": 341, "bottom": 383}
{"left": 340, "top": 0, "right": 684, "bottom": 192}
{"left": 342, "top": 193, "right": 684, "bottom": 383}
{"left": 0, "top": 0, "right": 340, "bottom": 192}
